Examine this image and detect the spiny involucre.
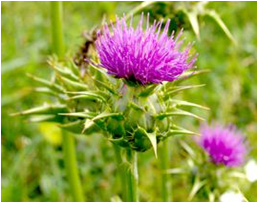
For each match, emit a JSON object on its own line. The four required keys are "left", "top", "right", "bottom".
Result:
{"left": 198, "top": 123, "right": 247, "bottom": 167}
{"left": 95, "top": 13, "right": 197, "bottom": 85}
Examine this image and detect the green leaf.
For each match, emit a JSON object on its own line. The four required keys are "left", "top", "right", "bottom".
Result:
{"left": 11, "top": 104, "right": 67, "bottom": 116}
{"left": 68, "top": 60, "right": 81, "bottom": 77}
{"left": 129, "top": 102, "right": 145, "bottom": 112}
{"left": 109, "top": 137, "right": 130, "bottom": 148}
{"left": 82, "top": 119, "right": 101, "bottom": 134}
{"left": 167, "top": 129, "right": 199, "bottom": 137}
{"left": 57, "top": 75, "right": 88, "bottom": 90}
{"left": 164, "top": 84, "right": 206, "bottom": 97}
{"left": 83, "top": 119, "right": 95, "bottom": 132}
{"left": 170, "top": 99, "right": 210, "bottom": 110}
{"left": 34, "top": 87, "right": 60, "bottom": 97}
{"left": 51, "top": 63, "right": 80, "bottom": 81}
{"left": 146, "top": 131, "right": 158, "bottom": 158}
{"left": 93, "top": 112, "right": 124, "bottom": 122}
{"left": 66, "top": 90, "right": 109, "bottom": 99}
{"left": 93, "top": 79, "right": 117, "bottom": 95}
{"left": 135, "top": 126, "right": 157, "bottom": 158}
{"left": 138, "top": 84, "right": 160, "bottom": 97}
{"left": 29, "top": 115, "right": 57, "bottom": 122}
{"left": 155, "top": 109, "right": 205, "bottom": 121}
{"left": 69, "top": 94, "right": 106, "bottom": 103}
{"left": 58, "top": 112, "right": 95, "bottom": 119}
{"left": 59, "top": 120, "right": 85, "bottom": 134}
{"left": 174, "top": 69, "right": 210, "bottom": 84}
{"left": 27, "top": 73, "right": 64, "bottom": 93}
{"left": 123, "top": 1, "right": 156, "bottom": 20}
{"left": 186, "top": 10, "right": 200, "bottom": 40}
{"left": 165, "top": 124, "right": 199, "bottom": 137}
{"left": 69, "top": 95, "right": 103, "bottom": 101}
{"left": 179, "top": 140, "right": 196, "bottom": 158}
{"left": 205, "top": 10, "right": 237, "bottom": 45}
{"left": 89, "top": 62, "right": 114, "bottom": 82}
{"left": 188, "top": 178, "right": 207, "bottom": 201}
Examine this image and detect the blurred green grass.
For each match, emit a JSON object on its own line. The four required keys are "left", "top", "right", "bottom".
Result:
{"left": 1, "top": 1, "right": 257, "bottom": 202}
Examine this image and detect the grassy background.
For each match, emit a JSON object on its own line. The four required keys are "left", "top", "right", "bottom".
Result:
{"left": 1, "top": 1, "right": 257, "bottom": 202}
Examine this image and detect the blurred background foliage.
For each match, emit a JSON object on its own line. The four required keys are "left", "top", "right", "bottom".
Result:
{"left": 1, "top": 1, "right": 257, "bottom": 202}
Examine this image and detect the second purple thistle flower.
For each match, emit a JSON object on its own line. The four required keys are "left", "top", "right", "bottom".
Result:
{"left": 95, "top": 13, "right": 197, "bottom": 85}
{"left": 198, "top": 124, "right": 247, "bottom": 167}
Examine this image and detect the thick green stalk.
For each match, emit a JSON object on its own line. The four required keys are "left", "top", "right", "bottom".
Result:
{"left": 159, "top": 140, "right": 172, "bottom": 202}
{"left": 63, "top": 132, "right": 84, "bottom": 202}
{"left": 125, "top": 149, "right": 139, "bottom": 202}
{"left": 50, "top": 1, "right": 64, "bottom": 57}
{"left": 50, "top": 2, "right": 84, "bottom": 201}
{"left": 113, "top": 144, "right": 127, "bottom": 201}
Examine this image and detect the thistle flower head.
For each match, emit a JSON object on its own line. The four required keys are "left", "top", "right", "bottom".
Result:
{"left": 197, "top": 123, "right": 247, "bottom": 167}
{"left": 95, "top": 13, "right": 197, "bottom": 85}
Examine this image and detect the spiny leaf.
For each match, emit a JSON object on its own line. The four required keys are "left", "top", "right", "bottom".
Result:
{"left": 11, "top": 104, "right": 67, "bottom": 116}
{"left": 138, "top": 84, "right": 160, "bottom": 97}
{"left": 170, "top": 99, "right": 210, "bottom": 110}
{"left": 66, "top": 90, "right": 109, "bottom": 99}
{"left": 135, "top": 126, "right": 158, "bottom": 158}
{"left": 29, "top": 115, "right": 57, "bottom": 122}
{"left": 68, "top": 60, "right": 81, "bottom": 77}
{"left": 109, "top": 137, "right": 130, "bottom": 148}
{"left": 188, "top": 178, "right": 207, "bottom": 201}
{"left": 27, "top": 73, "right": 64, "bottom": 93}
{"left": 123, "top": 1, "right": 156, "bottom": 21}
{"left": 164, "top": 84, "right": 206, "bottom": 97}
{"left": 83, "top": 119, "right": 95, "bottom": 133}
{"left": 51, "top": 63, "right": 80, "bottom": 81}
{"left": 57, "top": 75, "right": 88, "bottom": 90}
{"left": 174, "top": 69, "right": 210, "bottom": 83}
{"left": 185, "top": 10, "right": 200, "bottom": 40}
{"left": 129, "top": 102, "right": 145, "bottom": 112}
{"left": 68, "top": 93, "right": 106, "bottom": 102}
{"left": 93, "top": 78, "right": 117, "bottom": 95}
{"left": 179, "top": 140, "right": 196, "bottom": 158}
{"left": 155, "top": 109, "right": 205, "bottom": 121}
{"left": 146, "top": 131, "right": 158, "bottom": 158}
{"left": 93, "top": 112, "right": 124, "bottom": 122}
{"left": 165, "top": 124, "right": 199, "bottom": 137}
{"left": 34, "top": 87, "right": 60, "bottom": 97}
{"left": 167, "top": 129, "right": 199, "bottom": 137}
{"left": 89, "top": 62, "right": 116, "bottom": 83}
{"left": 58, "top": 112, "right": 95, "bottom": 119}
{"left": 47, "top": 56, "right": 81, "bottom": 79}
{"left": 82, "top": 119, "right": 101, "bottom": 134}
{"left": 205, "top": 10, "right": 237, "bottom": 45}
{"left": 59, "top": 120, "right": 85, "bottom": 134}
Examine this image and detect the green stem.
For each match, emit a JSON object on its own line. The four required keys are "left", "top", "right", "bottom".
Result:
{"left": 159, "top": 140, "right": 172, "bottom": 202}
{"left": 50, "top": 1, "right": 64, "bottom": 57}
{"left": 50, "top": 2, "right": 84, "bottom": 201}
{"left": 62, "top": 132, "right": 84, "bottom": 202}
{"left": 125, "top": 149, "right": 139, "bottom": 202}
{"left": 113, "top": 144, "right": 127, "bottom": 201}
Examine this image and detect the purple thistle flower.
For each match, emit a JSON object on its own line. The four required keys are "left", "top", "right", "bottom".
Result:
{"left": 197, "top": 123, "right": 247, "bottom": 167}
{"left": 95, "top": 13, "right": 197, "bottom": 85}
